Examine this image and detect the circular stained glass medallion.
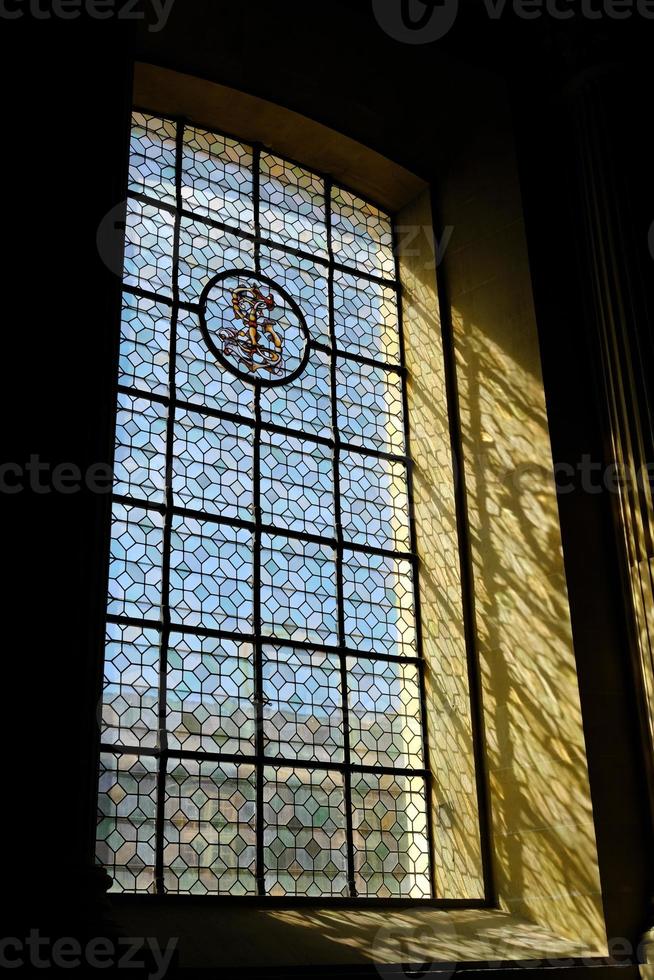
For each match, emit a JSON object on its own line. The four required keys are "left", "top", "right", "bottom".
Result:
{"left": 199, "top": 270, "right": 310, "bottom": 386}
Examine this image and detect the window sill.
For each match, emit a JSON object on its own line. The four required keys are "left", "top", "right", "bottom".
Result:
{"left": 110, "top": 894, "right": 611, "bottom": 973}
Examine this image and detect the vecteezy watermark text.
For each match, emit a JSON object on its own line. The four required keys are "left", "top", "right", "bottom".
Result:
{"left": 372, "top": 0, "right": 654, "bottom": 44}
{"left": 372, "top": 919, "right": 643, "bottom": 978}
{"left": 0, "top": 932, "right": 177, "bottom": 978}
{"left": 2, "top": 453, "right": 652, "bottom": 497}
{"left": 395, "top": 223, "right": 454, "bottom": 268}
{"left": 96, "top": 200, "right": 456, "bottom": 277}
{"left": 0, "top": 0, "right": 175, "bottom": 31}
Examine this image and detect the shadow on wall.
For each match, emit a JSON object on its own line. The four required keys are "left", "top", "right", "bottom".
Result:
{"left": 441, "top": 150, "right": 606, "bottom": 946}
{"left": 400, "top": 188, "right": 486, "bottom": 903}
{"left": 399, "top": 150, "right": 606, "bottom": 945}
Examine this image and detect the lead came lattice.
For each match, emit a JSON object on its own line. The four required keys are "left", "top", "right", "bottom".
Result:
{"left": 97, "top": 109, "right": 433, "bottom": 899}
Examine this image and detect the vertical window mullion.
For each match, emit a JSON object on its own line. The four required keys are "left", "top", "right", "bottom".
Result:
{"left": 253, "top": 383, "right": 264, "bottom": 895}
{"left": 154, "top": 117, "right": 184, "bottom": 895}
{"left": 251, "top": 143, "right": 266, "bottom": 895}
{"left": 326, "top": 177, "right": 357, "bottom": 897}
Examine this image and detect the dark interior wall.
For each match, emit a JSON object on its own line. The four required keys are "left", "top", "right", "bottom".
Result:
{"left": 511, "top": 62, "right": 654, "bottom": 942}
{"left": 131, "top": 0, "right": 497, "bottom": 180}
{"left": 3, "top": 13, "right": 133, "bottom": 936}
{"left": 3, "top": 0, "right": 652, "bottom": 956}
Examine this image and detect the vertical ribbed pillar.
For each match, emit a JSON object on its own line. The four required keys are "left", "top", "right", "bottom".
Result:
{"left": 567, "top": 63, "right": 654, "bottom": 818}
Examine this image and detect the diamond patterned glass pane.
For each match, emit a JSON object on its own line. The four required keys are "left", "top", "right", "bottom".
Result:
{"left": 123, "top": 199, "right": 175, "bottom": 297}
{"left": 336, "top": 357, "right": 404, "bottom": 453}
{"left": 263, "top": 646, "right": 343, "bottom": 763}
{"left": 102, "top": 623, "right": 159, "bottom": 749}
{"left": 167, "top": 633, "right": 255, "bottom": 755}
{"left": 114, "top": 392, "right": 167, "bottom": 503}
{"left": 340, "top": 449, "right": 410, "bottom": 551}
{"left": 264, "top": 766, "right": 347, "bottom": 897}
{"left": 128, "top": 111, "right": 177, "bottom": 204}
{"left": 178, "top": 218, "right": 254, "bottom": 303}
{"left": 343, "top": 550, "right": 417, "bottom": 656}
{"left": 260, "top": 345, "right": 331, "bottom": 439}
{"left": 259, "top": 244, "right": 330, "bottom": 346}
{"left": 331, "top": 187, "right": 395, "bottom": 279}
{"left": 261, "top": 534, "right": 338, "bottom": 645}
{"left": 169, "top": 516, "right": 253, "bottom": 633}
{"left": 100, "top": 108, "right": 443, "bottom": 900}
{"left": 181, "top": 126, "right": 253, "bottom": 230}
{"left": 334, "top": 270, "right": 400, "bottom": 364}
{"left": 118, "top": 292, "right": 170, "bottom": 397}
{"left": 176, "top": 308, "right": 255, "bottom": 418}
{"left": 347, "top": 657, "right": 423, "bottom": 769}
{"left": 97, "top": 752, "right": 157, "bottom": 894}
{"left": 164, "top": 759, "right": 256, "bottom": 895}
{"left": 173, "top": 409, "right": 253, "bottom": 520}
{"left": 351, "top": 772, "right": 430, "bottom": 898}
{"left": 260, "top": 431, "right": 334, "bottom": 537}
{"left": 260, "top": 153, "right": 327, "bottom": 257}
{"left": 107, "top": 503, "right": 164, "bottom": 620}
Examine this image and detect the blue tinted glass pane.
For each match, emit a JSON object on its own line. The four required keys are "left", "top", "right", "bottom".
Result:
{"left": 129, "top": 112, "right": 177, "bottom": 204}
{"left": 259, "top": 245, "right": 329, "bottom": 346}
{"left": 178, "top": 218, "right": 254, "bottom": 304}
{"left": 107, "top": 503, "right": 164, "bottom": 620}
{"left": 260, "top": 431, "right": 334, "bottom": 537}
{"left": 333, "top": 270, "right": 400, "bottom": 363}
{"left": 259, "top": 153, "right": 327, "bottom": 257}
{"left": 260, "top": 347, "right": 331, "bottom": 439}
{"left": 102, "top": 622, "right": 160, "bottom": 749}
{"left": 181, "top": 126, "right": 254, "bottom": 230}
{"left": 347, "top": 657, "right": 423, "bottom": 769}
{"left": 340, "top": 449, "right": 410, "bottom": 550}
{"left": 260, "top": 534, "right": 338, "bottom": 645}
{"left": 262, "top": 646, "right": 343, "bottom": 763}
{"left": 114, "top": 392, "right": 167, "bottom": 503}
{"left": 336, "top": 357, "right": 404, "bottom": 453}
{"left": 169, "top": 516, "right": 253, "bottom": 633}
{"left": 342, "top": 550, "right": 416, "bottom": 657}
{"left": 123, "top": 199, "right": 175, "bottom": 296}
{"left": 331, "top": 187, "right": 395, "bottom": 279}
{"left": 118, "top": 292, "right": 170, "bottom": 396}
{"left": 173, "top": 410, "right": 253, "bottom": 521}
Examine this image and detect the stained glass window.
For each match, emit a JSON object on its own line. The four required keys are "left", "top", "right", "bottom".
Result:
{"left": 97, "top": 110, "right": 434, "bottom": 899}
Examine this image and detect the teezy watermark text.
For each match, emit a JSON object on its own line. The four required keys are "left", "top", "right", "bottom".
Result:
{"left": 0, "top": 0, "right": 175, "bottom": 31}
{"left": 0, "top": 932, "right": 177, "bottom": 978}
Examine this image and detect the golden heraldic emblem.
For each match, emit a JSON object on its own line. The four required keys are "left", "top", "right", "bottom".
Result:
{"left": 222, "top": 283, "right": 284, "bottom": 377}
{"left": 199, "top": 270, "right": 310, "bottom": 387}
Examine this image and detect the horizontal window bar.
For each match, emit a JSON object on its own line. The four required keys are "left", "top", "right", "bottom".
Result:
{"left": 121, "top": 283, "right": 197, "bottom": 313}
{"left": 126, "top": 188, "right": 400, "bottom": 290}
{"left": 110, "top": 493, "right": 415, "bottom": 561}
{"left": 104, "top": 613, "right": 423, "bottom": 665}
{"left": 99, "top": 743, "right": 429, "bottom": 780}
{"left": 114, "top": 384, "right": 412, "bottom": 464}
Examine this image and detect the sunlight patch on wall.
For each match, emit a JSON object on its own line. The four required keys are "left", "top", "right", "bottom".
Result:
{"left": 399, "top": 190, "right": 485, "bottom": 900}
{"left": 450, "top": 282, "right": 606, "bottom": 949}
